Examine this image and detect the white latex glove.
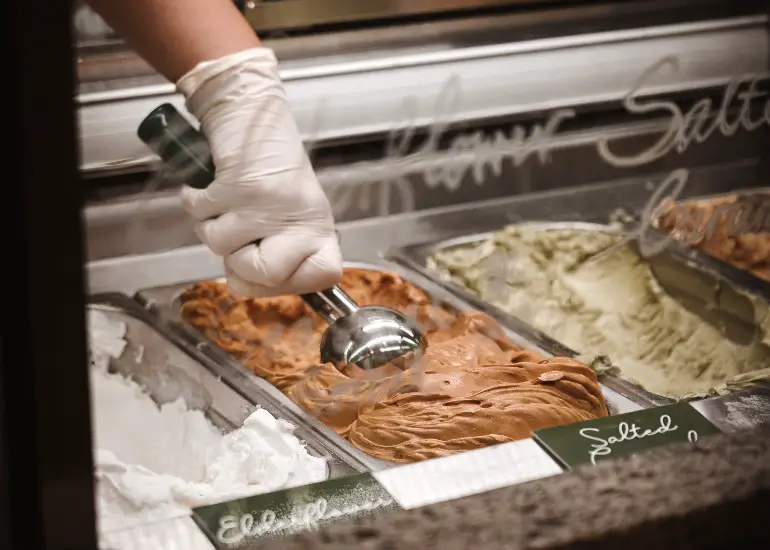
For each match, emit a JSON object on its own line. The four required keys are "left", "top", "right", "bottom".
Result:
{"left": 176, "top": 48, "right": 342, "bottom": 297}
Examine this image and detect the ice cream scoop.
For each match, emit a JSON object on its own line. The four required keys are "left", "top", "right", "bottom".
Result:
{"left": 138, "top": 103, "right": 427, "bottom": 370}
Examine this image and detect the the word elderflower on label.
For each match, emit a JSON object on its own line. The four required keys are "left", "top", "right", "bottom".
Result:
{"left": 215, "top": 495, "right": 396, "bottom": 544}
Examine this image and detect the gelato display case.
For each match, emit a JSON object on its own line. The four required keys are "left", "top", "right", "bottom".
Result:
{"left": 8, "top": 1, "right": 770, "bottom": 550}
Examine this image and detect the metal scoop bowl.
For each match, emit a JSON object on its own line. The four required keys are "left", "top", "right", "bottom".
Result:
{"left": 306, "top": 289, "right": 426, "bottom": 370}
{"left": 138, "top": 103, "right": 427, "bottom": 370}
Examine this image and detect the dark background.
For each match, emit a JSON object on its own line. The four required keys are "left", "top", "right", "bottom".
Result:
{"left": 3, "top": 1, "right": 97, "bottom": 549}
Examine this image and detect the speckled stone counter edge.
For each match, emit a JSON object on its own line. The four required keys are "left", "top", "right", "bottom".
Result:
{"left": 259, "top": 427, "right": 770, "bottom": 550}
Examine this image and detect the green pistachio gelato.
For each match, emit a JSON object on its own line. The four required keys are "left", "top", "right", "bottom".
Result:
{"left": 428, "top": 225, "right": 770, "bottom": 399}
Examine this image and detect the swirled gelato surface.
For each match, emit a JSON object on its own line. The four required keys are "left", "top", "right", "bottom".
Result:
{"left": 179, "top": 269, "right": 608, "bottom": 463}
{"left": 428, "top": 226, "right": 770, "bottom": 399}
{"left": 654, "top": 192, "right": 769, "bottom": 281}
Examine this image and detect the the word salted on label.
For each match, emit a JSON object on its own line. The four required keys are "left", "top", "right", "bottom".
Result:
{"left": 578, "top": 413, "right": 698, "bottom": 466}
{"left": 598, "top": 56, "right": 770, "bottom": 168}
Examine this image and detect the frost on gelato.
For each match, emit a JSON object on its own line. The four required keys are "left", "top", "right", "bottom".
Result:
{"left": 87, "top": 310, "right": 327, "bottom": 535}
{"left": 427, "top": 226, "right": 770, "bottom": 399}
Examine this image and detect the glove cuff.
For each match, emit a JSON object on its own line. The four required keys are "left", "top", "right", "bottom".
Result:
{"left": 176, "top": 47, "right": 281, "bottom": 119}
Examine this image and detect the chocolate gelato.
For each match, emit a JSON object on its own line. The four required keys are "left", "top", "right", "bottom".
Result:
{"left": 653, "top": 192, "right": 769, "bottom": 282}
{"left": 179, "top": 269, "right": 608, "bottom": 463}
{"left": 428, "top": 226, "right": 770, "bottom": 399}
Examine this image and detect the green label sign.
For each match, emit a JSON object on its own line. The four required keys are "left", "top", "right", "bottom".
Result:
{"left": 192, "top": 473, "right": 401, "bottom": 548}
{"left": 533, "top": 402, "right": 721, "bottom": 469}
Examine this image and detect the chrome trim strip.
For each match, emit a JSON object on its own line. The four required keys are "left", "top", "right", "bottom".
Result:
{"left": 77, "top": 15, "right": 769, "bottom": 172}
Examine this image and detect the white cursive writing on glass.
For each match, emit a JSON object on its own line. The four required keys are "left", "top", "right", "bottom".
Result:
{"left": 653, "top": 193, "right": 770, "bottom": 245}
{"left": 625, "top": 166, "right": 768, "bottom": 260}
{"left": 579, "top": 414, "right": 688, "bottom": 466}
{"left": 215, "top": 496, "right": 394, "bottom": 546}
{"left": 634, "top": 168, "right": 691, "bottom": 259}
{"left": 321, "top": 75, "right": 576, "bottom": 203}
{"left": 320, "top": 58, "right": 768, "bottom": 219}
{"left": 598, "top": 56, "right": 770, "bottom": 168}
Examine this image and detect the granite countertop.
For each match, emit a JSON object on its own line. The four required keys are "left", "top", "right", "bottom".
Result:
{"left": 257, "top": 427, "right": 770, "bottom": 550}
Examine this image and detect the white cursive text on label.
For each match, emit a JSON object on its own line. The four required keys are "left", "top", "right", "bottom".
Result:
{"left": 579, "top": 414, "right": 690, "bottom": 465}
{"left": 215, "top": 496, "right": 394, "bottom": 546}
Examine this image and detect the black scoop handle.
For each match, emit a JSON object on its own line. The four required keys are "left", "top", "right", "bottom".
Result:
{"left": 137, "top": 103, "right": 215, "bottom": 189}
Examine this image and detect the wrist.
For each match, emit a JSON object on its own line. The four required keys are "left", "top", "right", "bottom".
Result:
{"left": 176, "top": 47, "right": 281, "bottom": 118}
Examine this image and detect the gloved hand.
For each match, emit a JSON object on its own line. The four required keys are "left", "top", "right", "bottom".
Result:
{"left": 176, "top": 48, "right": 342, "bottom": 297}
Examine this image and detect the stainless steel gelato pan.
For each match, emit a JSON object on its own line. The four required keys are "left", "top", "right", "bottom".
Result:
{"left": 134, "top": 260, "right": 640, "bottom": 471}
{"left": 389, "top": 221, "right": 770, "bottom": 404}
{"left": 88, "top": 293, "right": 354, "bottom": 479}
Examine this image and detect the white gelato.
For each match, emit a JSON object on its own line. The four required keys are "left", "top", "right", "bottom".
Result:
{"left": 87, "top": 310, "right": 328, "bottom": 535}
